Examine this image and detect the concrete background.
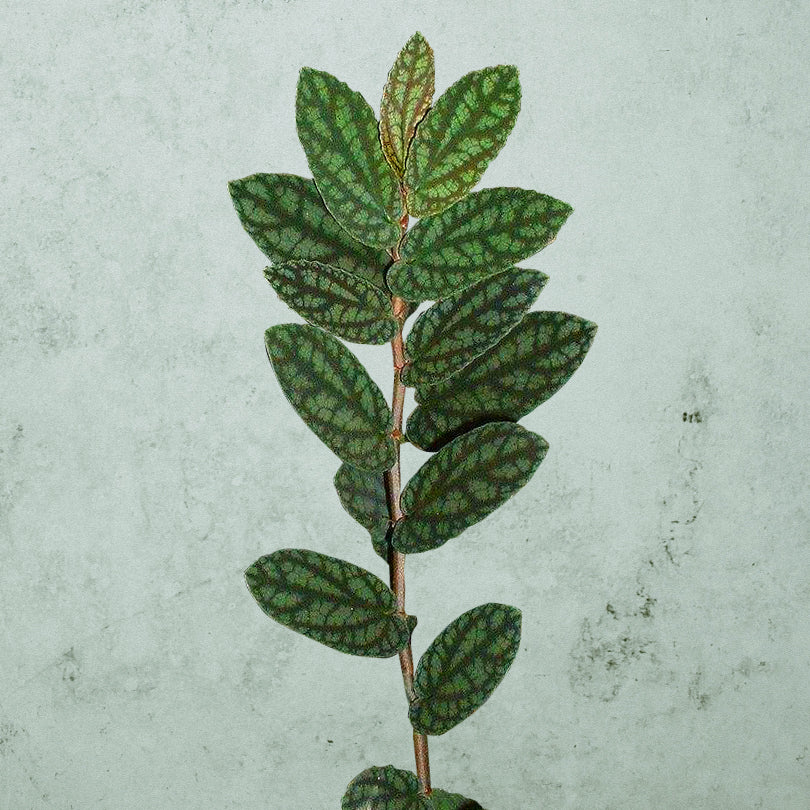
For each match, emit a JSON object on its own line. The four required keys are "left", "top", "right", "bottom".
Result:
{"left": 2, "top": 1, "right": 809, "bottom": 807}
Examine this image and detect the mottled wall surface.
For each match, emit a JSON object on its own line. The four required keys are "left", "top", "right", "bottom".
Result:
{"left": 2, "top": 1, "right": 809, "bottom": 808}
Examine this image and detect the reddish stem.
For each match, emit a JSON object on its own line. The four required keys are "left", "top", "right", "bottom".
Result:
{"left": 384, "top": 288, "right": 431, "bottom": 796}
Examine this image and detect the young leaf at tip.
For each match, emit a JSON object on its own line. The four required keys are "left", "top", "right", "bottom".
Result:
{"left": 404, "top": 65, "right": 521, "bottom": 218}
{"left": 402, "top": 267, "right": 547, "bottom": 387}
{"left": 334, "top": 463, "right": 390, "bottom": 560}
{"left": 228, "top": 173, "right": 391, "bottom": 289}
{"left": 245, "top": 549, "right": 414, "bottom": 658}
{"left": 387, "top": 187, "right": 572, "bottom": 302}
{"left": 296, "top": 68, "right": 402, "bottom": 249}
{"left": 393, "top": 422, "right": 548, "bottom": 554}
{"left": 409, "top": 603, "right": 521, "bottom": 736}
{"left": 407, "top": 311, "right": 598, "bottom": 451}
{"left": 264, "top": 261, "right": 398, "bottom": 345}
{"left": 265, "top": 324, "right": 397, "bottom": 472}
{"left": 380, "top": 31, "right": 435, "bottom": 179}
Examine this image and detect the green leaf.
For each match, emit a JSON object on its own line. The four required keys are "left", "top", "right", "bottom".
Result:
{"left": 227, "top": 173, "right": 389, "bottom": 289}
{"left": 296, "top": 68, "right": 401, "bottom": 249}
{"left": 265, "top": 324, "right": 397, "bottom": 471}
{"left": 430, "top": 790, "right": 484, "bottom": 810}
{"left": 341, "top": 766, "right": 483, "bottom": 810}
{"left": 404, "top": 65, "right": 521, "bottom": 217}
{"left": 334, "top": 463, "right": 390, "bottom": 559}
{"left": 388, "top": 187, "right": 572, "bottom": 301}
{"left": 409, "top": 603, "right": 521, "bottom": 736}
{"left": 264, "top": 261, "right": 398, "bottom": 345}
{"left": 380, "top": 32, "right": 435, "bottom": 179}
{"left": 245, "top": 549, "right": 414, "bottom": 658}
{"left": 407, "top": 312, "right": 598, "bottom": 451}
{"left": 402, "top": 268, "right": 547, "bottom": 386}
{"left": 342, "top": 765, "right": 429, "bottom": 810}
{"left": 393, "top": 422, "right": 548, "bottom": 554}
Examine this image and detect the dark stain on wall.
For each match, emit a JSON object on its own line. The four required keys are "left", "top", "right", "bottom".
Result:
{"left": 569, "top": 587, "right": 658, "bottom": 702}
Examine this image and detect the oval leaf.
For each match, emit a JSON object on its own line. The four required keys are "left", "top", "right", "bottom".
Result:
{"left": 334, "top": 463, "right": 390, "bottom": 559}
{"left": 410, "top": 603, "right": 521, "bottom": 735}
{"left": 380, "top": 32, "right": 435, "bottom": 179}
{"left": 228, "top": 173, "right": 389, "bottom": 289}
{"left": 296, "top": 68, "right": 401, "bottom": 249}
{"left": 407, "top": 312, "right": 598, "bottom": 451}
{"left": 393, "top": 422, "right": 548, "bottom": 554}
{"left": 342, "top": 766, "right": 483, "bottom": 810}
{"left": 342, "top": 765, "right": 429, "bottom": 810}
{"left": 265, "top": 324, "right": 397, "bottom": 471}
{"left": 265, "top": 261, "right": 398, "bottom": 345}
{"left": 245, "top": 549, "right": 413, "bottom": 657}
{"left": 388, "top": 187, "right": 572, "bottom": 301}
{"left": 404, "top": 65, "right": 521, "bottom": 218}
{"left": 402, "top": 268, "right": 547, "bottom": 386}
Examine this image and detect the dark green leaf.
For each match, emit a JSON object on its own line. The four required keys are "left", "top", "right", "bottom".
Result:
{"left": 296, "top": 68, "right": 401, "bottom": 249}
{"left": 334, "top": 463, "right": 390, "bottom": 559}
{"left": 380, "top": 32, "right": 434, "bottom": 179}
{"left": 393, "top": 422, "right": 547, "bottom": 553}
{"left": 388, "top": 187, "right": 572, "bottom": 301}
{"left": 245, "top": 549, "right": 414, "bottom": 657}
{"left": 410, "top": 603, "right": 521, "bottom": 736}
{"left": 404, "top": 66, "right": 521, "bottom": 217}
{"left": 342, "top": 765, "right": 429, "bottom": 810}
{"left": 265, "top": 324, "right": 397, "bottom": 471}
{"left": 264, "top": 261, "right": 398, "bottom": 345}
{"left": 407, "top": 312, "right": 598, "bottom": 450}
{"left": 430, "top": 791, "right": 483, "bottom": 810}
{"left": 341, "top": 766, "right": 483, "bottom": 810}
{"left": 228, "top": 173, "right": 389, "bottom": 289}
{"left": 402, "top": 268, "right": 547, "bottom": 386}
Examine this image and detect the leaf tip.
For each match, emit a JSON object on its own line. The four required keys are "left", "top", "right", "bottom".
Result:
{"left": 227, "top": 177, "right": 246, "bottom": 206}
{"left": 244, "top": 554, "right": 270, "bottom": 590}
{"left": 494, "top": 63, "right": 521, "bottom": 93}
{"left": 263, "top": 323, "right": 288, "bottom": 357}
{"left": 296, "top": 66, "right": 323, "bottom": 100}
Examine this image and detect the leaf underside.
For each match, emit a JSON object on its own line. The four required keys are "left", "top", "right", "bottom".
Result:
{"left": 402, "top": 267, "right": 547, "bottom": 386}
{"left": 394, "top": 422, "right": 548, "bottom": 554}
{"left": 380, "top": 32, "right": 435, "bottom": 179}
{"left": 245, "top": 549, "right": 413, "bottom": 658}
{"left": 265, "top": 260, "right": 398, "bottom": 345}
{"left": 334, "top": 462, "right": 391, "bottom": 559}
{"left": 228, "top": 173, "right": 390, "bottom": 289}
{"left": 410, "top": 603, "right": 521, "bottom": 736}
{"left": 388, "top": 187, "right": 572, "bottom": 301}
{"left": 405, "top": 65, "right": 521, "bottom": 218}
{"left": 297, "top": 67, "right": 401, "bottom": 249}
{"left": 341, "top": 765, "right": 483, "bottom": 809}
{"left": 265, "top": 324, "right": 396, "bottom": 471}
{"left": 407, "top": 311, "right": 598, "bottom": 451}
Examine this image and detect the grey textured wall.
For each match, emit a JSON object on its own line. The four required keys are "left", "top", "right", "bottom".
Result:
{"left": 2, "top": 1, "right": 809, "bottom": 808}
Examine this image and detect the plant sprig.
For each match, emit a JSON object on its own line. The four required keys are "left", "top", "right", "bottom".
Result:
{"left": 228, "top": 31, "right": 597, "bottom": 808}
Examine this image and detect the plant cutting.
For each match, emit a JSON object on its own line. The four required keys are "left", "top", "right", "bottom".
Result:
{"left": 228, "top": 32, "right": 597, "bottom": 809}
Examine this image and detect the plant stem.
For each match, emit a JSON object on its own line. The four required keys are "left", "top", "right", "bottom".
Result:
{"left": 384, "top": 290, "right": 432, "bottom": 796}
